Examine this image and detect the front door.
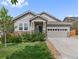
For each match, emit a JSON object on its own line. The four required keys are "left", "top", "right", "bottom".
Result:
{"left": 39, "top": 25, "right": 43, "bottom": 32}
{"left": 34, "top": 22, "right": 43, "bottom": 33}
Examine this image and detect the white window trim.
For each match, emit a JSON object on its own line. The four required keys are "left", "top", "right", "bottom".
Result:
{"left": 18, "top": 23, "right": 23, "bottom": 31}
{"left": 24, "top": 23, "right": 28, "bottom": 31}
{"left": 18, "top": 23, "right": 28, "bottom": 31}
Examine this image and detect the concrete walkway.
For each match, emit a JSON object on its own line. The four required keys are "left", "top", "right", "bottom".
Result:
{"left": 48, "top": 37, "right": 78, "bottom": 59}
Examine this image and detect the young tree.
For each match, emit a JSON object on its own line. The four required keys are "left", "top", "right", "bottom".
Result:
{"left": 0, "top": 6, "right": 13, "bottom": 47}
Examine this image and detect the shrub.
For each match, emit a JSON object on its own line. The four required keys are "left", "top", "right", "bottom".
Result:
{"left": 30, "top": 33, "right": 38, "bottom": 42}
{"left": 21, "top": 32, "right": 46, "bottom": 42}
{"left": 38, "top": 32, "right": 46, "bottom": 41}
{"left": 6, "top": 33, "right": 14, "bottom": 43}
{"left": 1, "top": 33, "right": 22, "bottom": 43}
{"left": 31, "top": 32, "right": 46, "bottom": 41}
{"left": 1, "top": 32, "right": 46, "bottom": 43}
{"left": 13, "top": 34, "right": 22, "bottom": 43}
{"left": 21, "top": 33, "right": 31, "bottom": 42}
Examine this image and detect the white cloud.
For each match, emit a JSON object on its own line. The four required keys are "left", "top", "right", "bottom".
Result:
{"left": 1, "top": 0, "right": 29, "bottom": 8}
{"left": 1, "top": 1, "right": 8, "bottom": 6}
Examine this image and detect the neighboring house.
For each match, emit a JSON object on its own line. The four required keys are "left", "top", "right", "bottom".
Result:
{"left": 13, "top": 11, "right": 71, "bottom": 38}
{"left": 63, "top": 17, "right": 78, "bottom": 35}
{"left": 63, "top": 17, "right": 78, "bottom": 22}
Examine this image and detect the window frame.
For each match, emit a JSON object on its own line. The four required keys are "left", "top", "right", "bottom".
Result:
{"left": 24, "top": 23, "right": 28, "bottom": 30}
{"left": 18, "top": 23, "right": 23, "bottom": 31}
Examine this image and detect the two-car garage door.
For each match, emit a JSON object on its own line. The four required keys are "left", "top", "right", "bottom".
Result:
{"left": 47, "top": 28, "right": 68, "bottom": 38}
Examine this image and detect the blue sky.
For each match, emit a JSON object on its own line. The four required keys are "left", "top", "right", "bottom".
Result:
{"left": 0, "top": 0, "right": 78, "bottom": 20}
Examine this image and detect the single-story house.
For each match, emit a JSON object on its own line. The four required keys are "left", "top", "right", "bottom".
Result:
{"left": 13, "top": 11, "right": 71, "bottom": 38}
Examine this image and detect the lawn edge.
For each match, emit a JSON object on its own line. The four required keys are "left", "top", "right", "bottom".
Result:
{"left": 45, "top": 40, "right": 62, "bottom": 59}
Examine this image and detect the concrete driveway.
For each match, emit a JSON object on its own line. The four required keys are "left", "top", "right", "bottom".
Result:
{"left": 48, "top": 37, "right": 78, "bottom": 59}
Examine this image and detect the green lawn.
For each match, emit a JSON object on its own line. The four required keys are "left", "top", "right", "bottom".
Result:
{"left": 0, "top": 42, "right": 55, "bottom": 59}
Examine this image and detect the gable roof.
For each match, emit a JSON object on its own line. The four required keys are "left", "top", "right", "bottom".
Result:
{"left": 39, "top": 12, "right": 61, "bottom": 22}
{"left": 13, "top": 11, "right": 61, "bottom": 22}
{"left": 13, "top": 11, "right": 36, "bottom": 21}
{"left": 30, "top": 15, "right": 47, "bottom": 22}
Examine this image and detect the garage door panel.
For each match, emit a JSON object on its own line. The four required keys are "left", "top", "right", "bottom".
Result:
{"left": 47, "top": 31, "right": 68, "bottom": 38}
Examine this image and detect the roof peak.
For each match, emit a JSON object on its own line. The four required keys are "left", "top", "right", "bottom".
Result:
{"left": 39, "top": 12, "right": 61, "bottom": 22}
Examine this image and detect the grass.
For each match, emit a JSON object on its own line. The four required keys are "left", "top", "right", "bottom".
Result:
{"left": 0, "top": 43, "right": 27, "bottom": 59}
{"left": 0, "top": 42, "right": 55, "bottom": 59}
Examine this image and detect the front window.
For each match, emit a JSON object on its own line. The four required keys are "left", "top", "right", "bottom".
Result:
{"left": 19, "top": 23, "right": 23, "bottom": 30}
{"left": 24, "top": 23, "right": 28, "bottom": 30}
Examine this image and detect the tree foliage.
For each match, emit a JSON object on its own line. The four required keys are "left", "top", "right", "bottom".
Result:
{"left": 11, "top": 0, "right": 18, "bottom": 4}
{"left": 0, "top": 6, "right": 13, "bottom": 33}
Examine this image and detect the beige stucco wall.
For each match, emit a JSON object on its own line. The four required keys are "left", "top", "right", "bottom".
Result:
{"left": 40, "top": 14, "right": 57, "bottom": 21}
{"left": 14, "top": 14, "right": 34, "bottom": 32}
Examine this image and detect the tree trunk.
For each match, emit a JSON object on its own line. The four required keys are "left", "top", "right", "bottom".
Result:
{"left": 4, "top": 32, "right": 7, "bottom": 48}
